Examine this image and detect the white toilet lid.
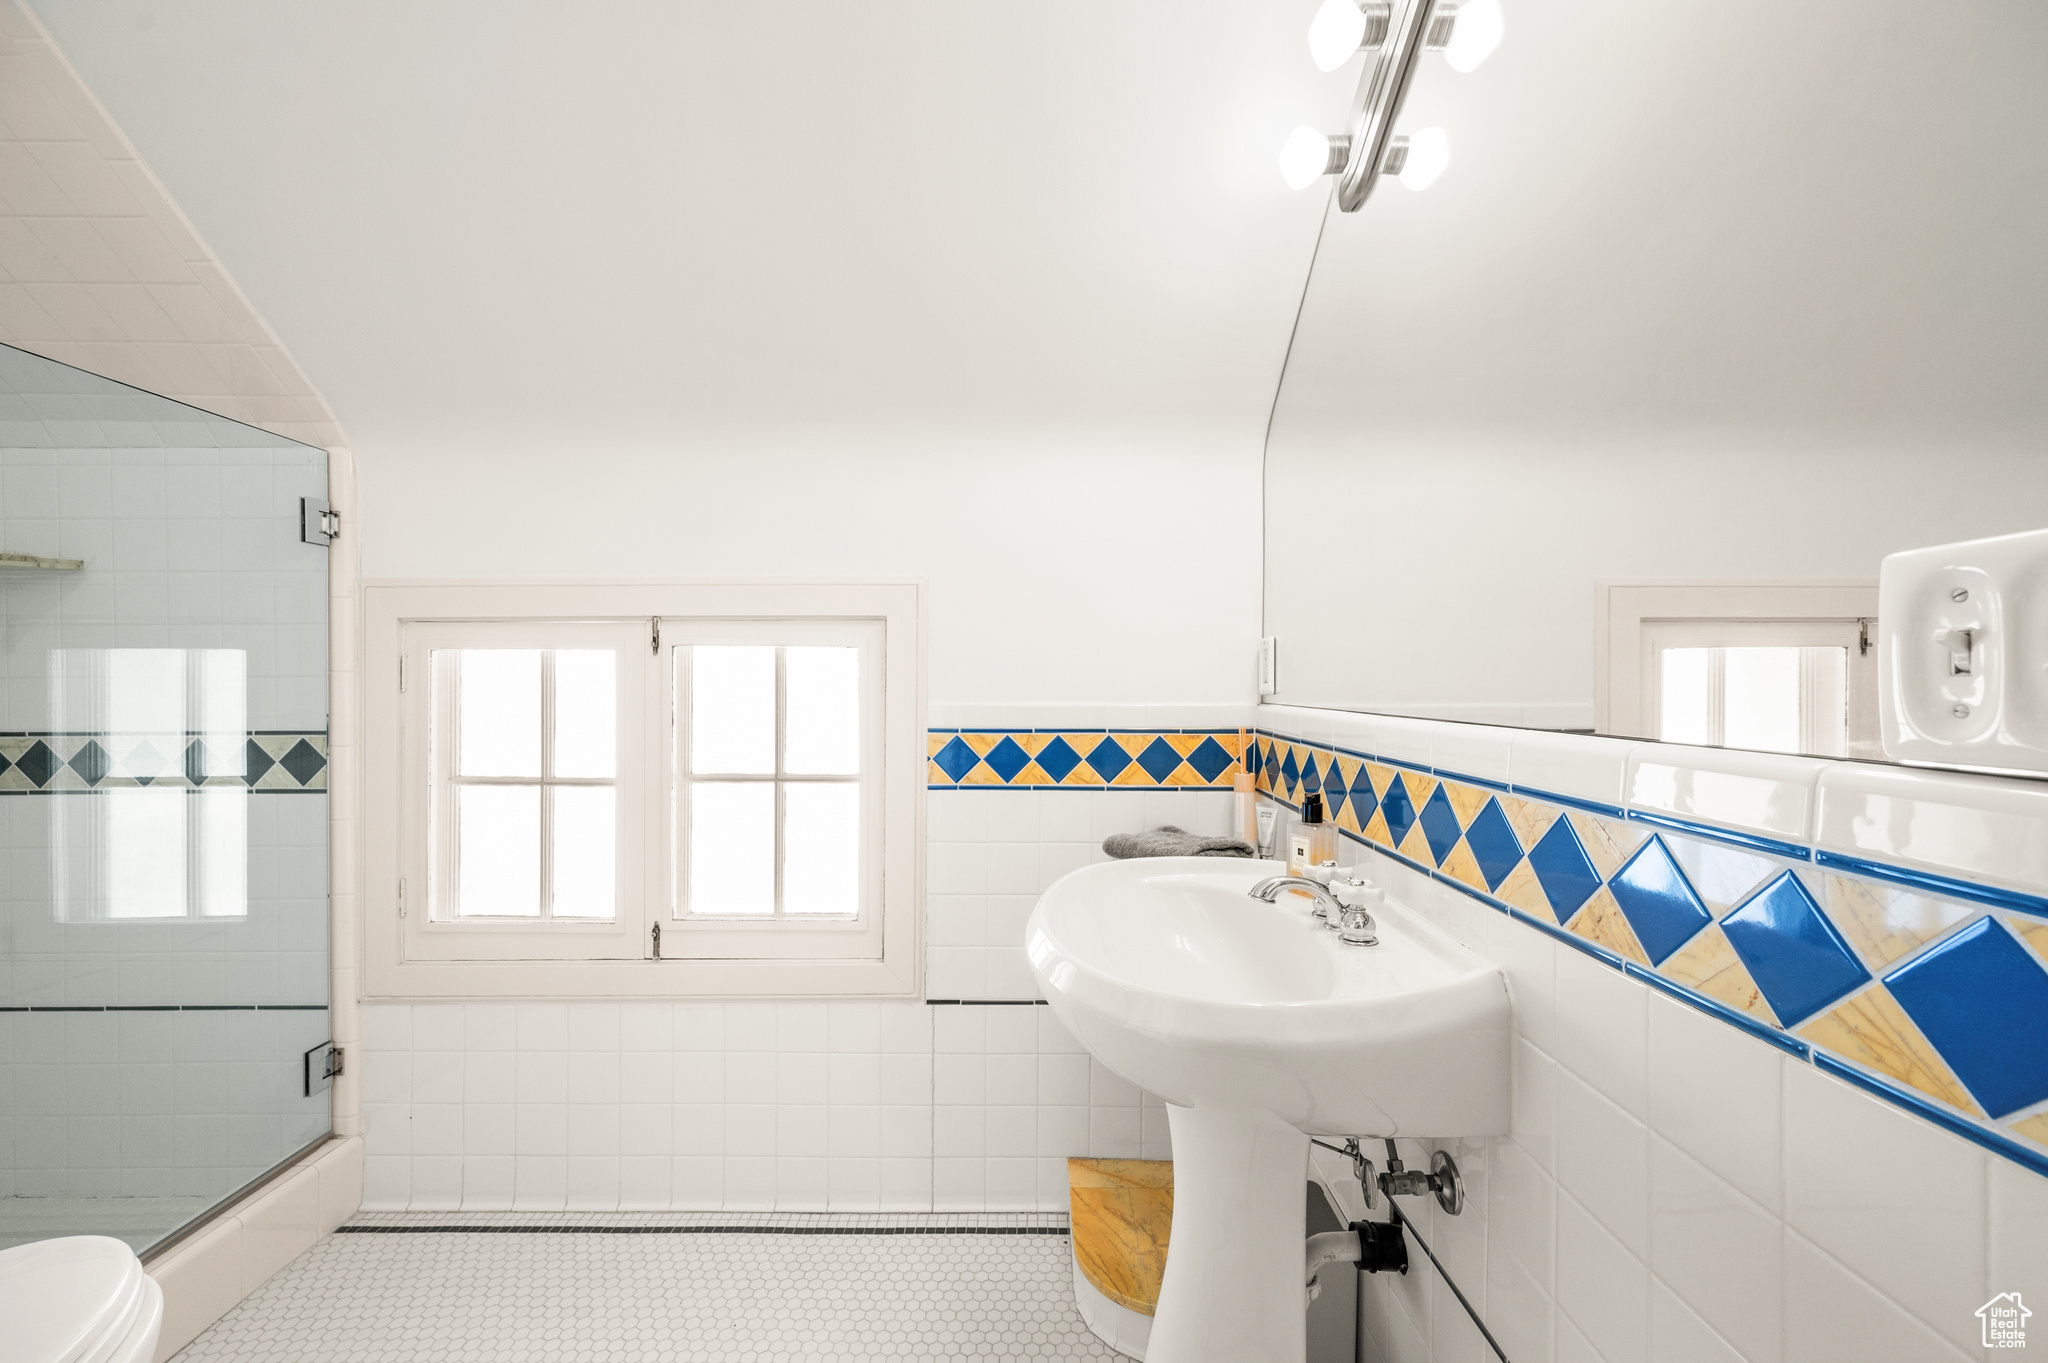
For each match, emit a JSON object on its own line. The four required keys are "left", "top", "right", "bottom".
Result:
{"left": 0, "top": 1236, "right": 148, "bottom": 1363}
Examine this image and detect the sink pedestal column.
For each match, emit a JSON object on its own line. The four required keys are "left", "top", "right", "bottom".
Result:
{"left": 1147, "top": 1103, "right": 1309, "bottom": 1363}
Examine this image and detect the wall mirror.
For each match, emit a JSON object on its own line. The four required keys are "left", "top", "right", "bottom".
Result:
{"left": 1261, "top": 0, "right": 2048, "bottom": 763}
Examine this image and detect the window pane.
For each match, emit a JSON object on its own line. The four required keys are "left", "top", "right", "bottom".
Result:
{"left": 196, "top": 788, "right": 249, "bottom": 918}
{"left": 783, "top": 783, "right": 859, "bottom": 915}
{"left": 458, "top": 650, "right": 541, "bottom": 777}
{"left": 1659, "top": 648, "right": 1712, "bottom": 746}
{"left": 1802, "top": 646, "right": 1849, "bottom": 758}
{"left": 553, "top": 649, "right": 616, "bottom": 778}
{"left": 552, "top": 786, "right": 616, "bottom": 919}
{"left": 1724, "top": 647, "right": 1801, "bottom": 755}
{"left": 690, "top": 646, "right": 775, "bottom": 774}
{"left": 458, "top": 784, "right": 540, "bottom": 916}
{"left": 107, "top": 787, "right": 186, "bottom": 919}
{"left": 785, "top": 647, "right": 860, "bottom": 775}
{"left": 689, "top": 782, "right": 774, "bottom": 914}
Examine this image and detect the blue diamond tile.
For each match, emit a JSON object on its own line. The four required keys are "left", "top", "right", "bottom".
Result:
{"left": 983, "top": 736, "right": 1031, "bottom": 783}
{"left": 68, "top": 739, "right": 108, "bottom": 786}
{"left": 1381, "top": 775, "right": 1419, "bottom": 846}
{"left": 931, "top": 735, "right": 979, "bottom": 783}
{"left": 1301, "top": 753, "right": 1322, "bottom": 796}
{"left": 1135, "top": 737, "right": 1185, "bottom": 785}
{"left": 1463, "top": 798, "right": 1524, "bottom": 892}
{"left": 1085, "top": 737, "right": 1133, "bottom": 783}
{"left": 279, "top": 739, "right": 327, "bottom": 786}
{"left": 1527, "top": 817, "right": 1602, "bottom": 921}
{"left": 1324, "top": 771, "right": 1348, "bottom": 820}
{"left": 1280, "top": 747, "right": 1301, "bottom": 799}
{"left": 16, "top": 739, "right": 58, "bottom": 787}
{"left": 1348, "top": 762, "right": 1379, "bottom": 826}
{"left": 1606, "top": 837, "right": 1715, "bottom": 966}
{"left": 1721, "top": 872, "right": 1870, "bottom": 1028}
{"left": 1186, "top": 736, "right": 1235, "bottom": 785}
{"left": 1036, "top": 736, "right": 1084, "bottom": 784}
{"left": 1885, "top": 919, "right": 2048, "bottom": 1119}
{"left": 123, "top": 740, "right": 167, "bottom": 785}
{"left": 185, "top": 740, "right": 220, "bottom": 785}
{"left": 1419, "top": 785, "right": 1463, "bottom": 866}
{"left": 244, "top": 738, "right": 276, "bottom": 785}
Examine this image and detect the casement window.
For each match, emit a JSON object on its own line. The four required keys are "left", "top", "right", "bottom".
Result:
{"left": 361, "top": 582, "right": 923, "bottom": 998}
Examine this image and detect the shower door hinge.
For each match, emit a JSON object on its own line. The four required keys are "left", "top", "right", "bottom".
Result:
{"left": 301, "top": 496, "right": 339, "bottom": 546}
{"left": 304, "top": 1041, "right": 343, "bottom": 1096}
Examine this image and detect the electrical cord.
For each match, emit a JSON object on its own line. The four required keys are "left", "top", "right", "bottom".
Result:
{"left": 1309, "top": 1138, "right": 1510, "bottom": 1362}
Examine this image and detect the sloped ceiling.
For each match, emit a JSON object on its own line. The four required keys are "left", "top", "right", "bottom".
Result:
{"left": 22, "top": 0, "right": 1346, "bottom": 456}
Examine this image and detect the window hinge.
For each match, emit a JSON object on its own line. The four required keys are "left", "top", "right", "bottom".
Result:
{"left": 399, "top": 655, "right": 407, "bottom": 692}
{"left": 398, "top": 877, "right": 407, "bottom": 918}
{"left": 651, "top": 921, "right": 662, "bottom": 960}
{"left": 651, "top": 617, "right": 660, "bottom": 656}
{"left": 1858, "top": 618, "right": 1873, "bottom": 656}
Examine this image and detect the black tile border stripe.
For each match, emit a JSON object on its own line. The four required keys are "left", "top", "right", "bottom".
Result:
{"left": 335, "top": 1225, "right": 1069, "bottom": 1237}
{"left": 923, "top": 999, "right": 1048, "bottom": 1006}
{"left": 0, "top": 1003, "right": 329, "bottom": 1012}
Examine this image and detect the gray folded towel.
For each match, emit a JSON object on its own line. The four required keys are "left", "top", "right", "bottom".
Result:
{"left": 1102, "top": 825, "right": 1256, "bottom": 859}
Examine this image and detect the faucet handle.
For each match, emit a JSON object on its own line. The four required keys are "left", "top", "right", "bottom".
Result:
{"left": 1338, "top": 905, "right": 1380, "bottom": 947}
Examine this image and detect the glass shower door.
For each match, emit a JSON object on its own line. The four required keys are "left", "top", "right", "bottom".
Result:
{"left": 0, "top": 344, "right": 331, "bottom": 1254}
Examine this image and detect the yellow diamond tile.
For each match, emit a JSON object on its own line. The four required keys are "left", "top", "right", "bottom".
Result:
{"left": 1112, "top": 734, "right": 1153, "bottom": 757}
{"left": 1397, "top": 821, "right": 1433, "bottom": 866}
{"left": 960, "top": 761, "right": 1005, "bottom": 786}
{"left": 1796, "top": 986, "right": 1984, "bottom": 1117}
{"left": 1497, "top": 858, "right": 1556, "bottom": 923}
{"left": 1500, "top": 796, "right": 1560, "bottom": 854}
{"left": 2010, "top": 1112, "right": 2048, "bottom": 1146}
{"left": 1441, "top": 839, "right": 1489, "bottom": 895}
{"left": 1568, "top": 886, "right": 1651, "bottom": 967}
{"left": 1659, "top": 925, "right": 1779, "bottom": 1026}
{"left": 1015, "top": 733, "right": 1056, "bottom": 757}
{"left": 1112, "top": 762, "right": 1158, "bottom": 787}
{"left": 1362, "top": 808, "right": 1392, "bottom": 847}
{"left": 1335, "top": 797, "right": 1362, "bottom": 836}
{"left": 2009, "top": 915, "right": 2048, "bottom": 967}
{"left": 1162, "top": 761, "right": 1206, "bottom": 788}
{"left": 1401, "top": 772, "right": 1439, "bottom": 810}
{"left": 926, "top": 760, "right": 950, "bottom": 784}
{"left": 1009, "top": 761, "right": 1055, "bottom": 787}
{"left": 1444, "top": 781, "right": 1490, "bottom": 829}
{"left": 927, "top": 734, "right": 950, "bottom": 758}
{"left": 1333, "top": 755, "right": 1362, "bottom": 799}
{"left": 1365, "top": 762, "right": 1400, "bottom": 800}
{"left": 1165, "top": 734, "right": 1204, "bottom": 758}
{"left": 961, "top": 733, "right": 1002, "bottom": 757}
{"left": 1821, "top": 874, "right": 1977, "bottom": 971}
{"left": 1567, "top": 810, "right": 1647, "bottom": 881}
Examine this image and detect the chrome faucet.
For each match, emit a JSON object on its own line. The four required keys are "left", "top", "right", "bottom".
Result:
{"left": 1248, "top": 873, "right": 1381, "bottom": 947}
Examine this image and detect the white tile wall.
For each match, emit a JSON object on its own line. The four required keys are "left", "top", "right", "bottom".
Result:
{"left": 358, "top": 999, "right": 1170, "bottom": 1214}
{"left": 1335, "top": 832, "right": 2025, "bottom": 1363}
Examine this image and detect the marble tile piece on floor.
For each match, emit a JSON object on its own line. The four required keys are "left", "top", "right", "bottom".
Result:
{"left": 173, "top": 1210, "right": 1121, "bottom": 1361}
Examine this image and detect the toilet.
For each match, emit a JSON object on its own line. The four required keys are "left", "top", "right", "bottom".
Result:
{"left": 0, "top": 1236, "right": 164, "bottom": 1363}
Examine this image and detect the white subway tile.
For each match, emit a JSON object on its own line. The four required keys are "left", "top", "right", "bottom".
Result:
{"left": 984, "top": 1006, "right": 1038, "bottom": 1054}
{"left": 1489, "top": 1127, "right": 1556, "bottom": 1286}
{"left": 1783, "top": 1232, "right": 1976, "bottom": 1363}
{"left": 878, "top": 1106, "right": 932, "bottom": 1160}
{"left": 670, "top": 1155, "right": 723, "bottom": 1208}
{"left": 1553, "top": 947, "right": 1649, "bottom": 1119}
{"left": 1558, "top": 1069, "right": 1649, "bottom": 1258}
{"left": 932, "top": 1157, "right": 983, "bottom": 1210}
{"left": 1485, "top": 1238, "right": 1556, "bottom": 1363}
{"left": 1647, "top": 1279, "right": 1747, "bottom": 1363}
{"left": 1513, "top": 1038, "right": 1559, "bottom": 1172}
{"left": 1648, "top": 1138, "right": 1781, "bottom": 1363}
{"left": 1510, "top": 730, "right": 1635, "bottom": 810}
{"left": 777, "top": 1156, "right": 828, "bottom": 1209}
{"left": 986, "top": 844, "right": 1038, "bottom": 895}
{"left": 1989, "top": 1158, "right": 2048, "bottom": 1312}
{"left": 1626, "top": 745, "right": 1824, "bottom": 846}
{"left": 827, "top": 1053, "right": 881, "bottom": 1106}
{"left": 618, "top": 1155, "right": 670, "bottom": 1209}
{"left": 1646, "top": 994, "right": 1782, "bottom": 1212}
{"left": 1784, "top": 1064, "right": 1987, "bottom": 1353}
{"left": 1556, "top": 1191, "right": 1648, "bottom": 1363}
{"left": 933, "top": 1055, "right": 984, "bottom": 1107}
{"left": 565, "top": 1156, "right": 619, "bottom": 1210}
{"left": 1814, "top": 762, "right": 2048, "bottom": 899}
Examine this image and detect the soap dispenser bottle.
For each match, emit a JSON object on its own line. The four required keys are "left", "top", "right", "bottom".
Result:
{"left": 1288, "top": 779, "right": 1338, "bottom": 876}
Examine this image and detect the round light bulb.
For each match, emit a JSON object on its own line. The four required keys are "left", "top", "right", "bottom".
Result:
{"left": 1442, "top": 0, "right": 1503, "bottom": 73}
{"left": 1307, "top": 0, "right": 1368, "bottom": 72}
{"left": 1398, "top": 127, "right": 1451, "bottom": 191}
{"left": 1279, "top": 126, "right": 1337, "bottom": 191}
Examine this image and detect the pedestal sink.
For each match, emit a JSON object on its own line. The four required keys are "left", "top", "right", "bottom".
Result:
{"left": 1026, "top": 857, "right": 1510, "bottom": 1363}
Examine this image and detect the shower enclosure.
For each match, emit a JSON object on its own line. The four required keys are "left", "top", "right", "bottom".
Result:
{"left": 0, "top": 344, "right": 331, "bottom": 1255}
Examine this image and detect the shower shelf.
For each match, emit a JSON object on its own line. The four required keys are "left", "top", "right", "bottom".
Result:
{"left": 0, "top": 552, "right": 83, "bottom": 569}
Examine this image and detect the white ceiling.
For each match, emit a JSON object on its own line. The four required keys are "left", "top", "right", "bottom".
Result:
{"left": 27, "top": 0, "right": 1347, "bottom": 456}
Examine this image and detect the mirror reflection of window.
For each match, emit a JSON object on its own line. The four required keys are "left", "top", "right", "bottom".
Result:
{"left": 1657, "top": 646, "right": 1849, "bottom": 758}
{"left": 48, "top": 648, "right": 249, "bottom": 921}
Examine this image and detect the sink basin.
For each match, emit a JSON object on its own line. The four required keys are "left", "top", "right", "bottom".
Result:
{"left": 1027, "top": 857, "right": 1509, "bottom": 1363}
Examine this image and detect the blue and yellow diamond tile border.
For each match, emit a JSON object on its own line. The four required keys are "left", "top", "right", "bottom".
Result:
{"left": 927, "top": 729, "right": 1244, "bottom": 791}
{"left": 1252, "top": 726, "right": 2048, "bottom": 1180}
{"left": 0, "top": 731, "right": 328, "bottom": 793}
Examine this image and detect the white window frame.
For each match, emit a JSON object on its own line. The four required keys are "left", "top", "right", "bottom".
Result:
{"left": 1595, "top": 579, "right": 1879, "bottom": 757}
{"left": 360, "top": 580, "right": 924, "bottom": 999}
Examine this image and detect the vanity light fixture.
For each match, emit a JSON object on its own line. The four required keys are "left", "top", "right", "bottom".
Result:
{"left": 1281, "top": 0, "right": 1501, "bottom": 210}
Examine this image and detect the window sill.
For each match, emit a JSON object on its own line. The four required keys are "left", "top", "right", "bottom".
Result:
{"left": 361, "top": 953, "right": 921, "bottom": 1001}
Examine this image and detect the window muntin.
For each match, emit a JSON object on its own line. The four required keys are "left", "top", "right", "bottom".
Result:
{"left": 432, "top": 647, "right": 619, "bottom": 922}
{"left": 677, "top": 644, "right": 863, "bottom": 920}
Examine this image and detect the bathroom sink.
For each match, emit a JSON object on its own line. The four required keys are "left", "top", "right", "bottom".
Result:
{"left": 1026, "top": 857, "right": 1509, "bottom": 1363}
